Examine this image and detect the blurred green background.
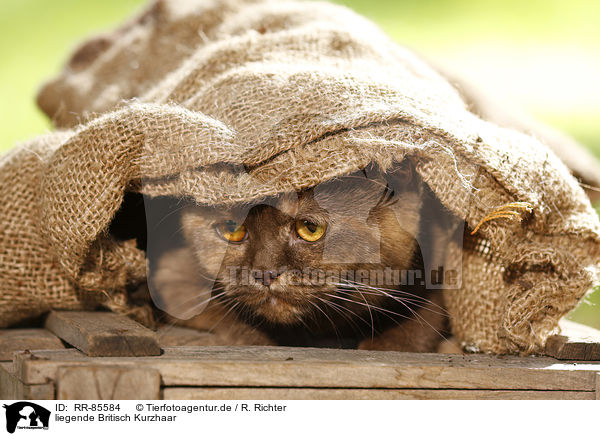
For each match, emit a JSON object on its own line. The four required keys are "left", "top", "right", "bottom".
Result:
{"left": 1, "top": 0, "right": 599, "bottom": 327}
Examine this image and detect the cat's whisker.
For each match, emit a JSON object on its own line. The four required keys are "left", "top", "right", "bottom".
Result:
{"left": 387, "top": 296, "right": 449, "bottom": 343}
{"left": 295, "top": 313, "right": 314, "bottom": 334}
{"left": 384, "top": 291, "right": 448, "bottom": 313}
{"left": 151, "top": 288, "right": 226, "bottom": 338}
{"left": 152, "top": 288, "right": 226, "bottom": 317}
{"left": 150, "top": 201, "right": 188, "bottom": 231}
{"left": 315, "top": 296, "right": 372, "bottom": 336}
{"left": 341, "top": 283, "right": 433, "bottom": 333}
{"left": 225, "top": 298, "right": 258, "bottom": 326}
{"left": 353, "top": 285, "right": 442, "bottom": 308}
{"left": 194, "top": 272, "right": 220, "bottom": 283}
{"left": 154, "top": 295, "right": 227, "bottom": 336}
{"left": 164, "top": 224, "right": 187, "bottom": 243}
{"left": 163, "top": 293, "right": 229, "bottom": 326}
{"left": 208, "top": 300, "right": 240, "bottom": 333}
{"left": 192, "top": 290, "right": 228, "bottom": 306}
{"left": 324, "top": 293, "right": 413, "bottom": 322}
{"left": 349, "top": 287, "right": 448, "bottom": 343}
{"left": 339, "top": 281, "right": 376, "bottom": 340}
{"left": 307, "top": 299, "right": 342, "bottom": 343}
{"left": 335, "top": 279, "right": 449, "bottom": 316}
{"left": 332, "top": 285, "right": 449, "bottom": 318}
{"left": 326, "top": 293, "right": 410, "bottom": 330}
{"left": 324, "top": 291, "right": 447, "bottom": 341}
{"left": 316, "top": 298, "right": 368, "bottom": 339}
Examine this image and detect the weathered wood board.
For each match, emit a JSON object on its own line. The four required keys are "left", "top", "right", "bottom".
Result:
{"left": 0, "top": 363, "right": 54, "bottom": 400}
{"left": 545, "top": 319, "right": 600, "bottom": 360}
{"left": 1, "top": 314, "right": 600, "bottom": 400}
{"left": 45, "top": 311, "right": 160, "bottom": 357}
{"left": 163, "top": 387, "right": 594, "bottom": 400}
{"left": 56, "top": 366, "right": 161, "bottom": 400}
{"left": 12, "top": 346, "right": 600, "bottom": 392}
{"left": 0, "top": 328, "right": 65, "bottom": 361}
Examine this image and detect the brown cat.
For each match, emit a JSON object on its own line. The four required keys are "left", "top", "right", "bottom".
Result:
{"left": 146, "top": 164, "right": 452, "bottom": 352}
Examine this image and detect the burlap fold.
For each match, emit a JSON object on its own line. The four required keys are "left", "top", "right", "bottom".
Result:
{"left": 1, "top": 0, "right": 599, "bottom": 353}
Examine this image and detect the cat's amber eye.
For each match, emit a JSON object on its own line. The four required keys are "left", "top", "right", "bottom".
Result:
{"left": 215, "top": 220, "right": 247, "bottom": 243}
{"left": 295, "top": 219, "right": 327, "bottom": 242}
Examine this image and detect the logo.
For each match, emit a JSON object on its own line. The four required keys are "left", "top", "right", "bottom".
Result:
{"left": 2, "top": 402, "right": 50, "bottom": 433}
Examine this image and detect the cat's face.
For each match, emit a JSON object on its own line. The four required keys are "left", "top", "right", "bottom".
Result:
{"left": 179, "top": 169, "right": 423, "bottom": 325}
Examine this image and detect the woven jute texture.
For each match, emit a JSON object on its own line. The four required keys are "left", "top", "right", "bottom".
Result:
{"left": 2, "top": 0, "right": 599, "bottom": 353}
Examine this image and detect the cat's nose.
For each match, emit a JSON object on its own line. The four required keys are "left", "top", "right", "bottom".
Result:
{"left": 251, "top": 269, "right": 280, "bottom": 286}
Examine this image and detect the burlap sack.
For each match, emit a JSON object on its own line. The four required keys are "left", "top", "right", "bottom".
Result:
{"left": 38, "top": 0, "right": 600, "bottom": 202}
{"left": 2, "top": 0, "right": 599, "bottom": 354}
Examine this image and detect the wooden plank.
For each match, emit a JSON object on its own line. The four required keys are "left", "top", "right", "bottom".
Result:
{"left": 156, "top": 326, "right": 219, "bottom": 347}
{"left": 13, "top": 346, "right": 600, "bottom": 391}
{"left": 0, "top": 363, "right": 54, "bottom": 400}
{"left": 596, "top": 372, "right": 600, "bottom": 400}
{"left": 56, "top": 366, "right": 160, "bottom": 400}
{"left": 163, "top": 387, "right": 594, "bottom": 400}
{"left": 45, "top": 311, "right": 160, "bottom": 357}
{"left": 0, "top": 328, "right": 65, "bottom": 361}
{"left": 545, "top": 319, "right": 600, "bottom": 360}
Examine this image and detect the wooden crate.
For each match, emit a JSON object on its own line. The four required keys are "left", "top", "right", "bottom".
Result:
{"left": 1, "top": 311, "right": 599, "bottom": 400}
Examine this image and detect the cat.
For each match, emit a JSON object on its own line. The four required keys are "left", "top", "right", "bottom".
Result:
{"left": 144, "top": 163, "right": 454, "bottom": 352}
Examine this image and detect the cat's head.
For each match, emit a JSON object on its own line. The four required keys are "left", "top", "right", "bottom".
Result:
{"left": 176, "top": 165, "right": 423, "bottom": 325}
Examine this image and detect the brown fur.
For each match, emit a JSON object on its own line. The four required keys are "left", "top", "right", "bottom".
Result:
{"left": 149, "top": 165, "right": 450, "bottom": 351}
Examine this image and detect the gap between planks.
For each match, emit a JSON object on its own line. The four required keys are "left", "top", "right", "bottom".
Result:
{"left": 0, "top": 362, "right": 54, "bottom": 400}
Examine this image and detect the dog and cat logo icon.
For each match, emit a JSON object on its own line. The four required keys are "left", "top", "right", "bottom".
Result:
{"left": 2, "top": 402, "right": 50, "bottom": 433}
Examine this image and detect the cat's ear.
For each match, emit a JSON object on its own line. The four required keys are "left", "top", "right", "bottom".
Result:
{"left": 385, "top": 159, "right": 414, "bottom": 190}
